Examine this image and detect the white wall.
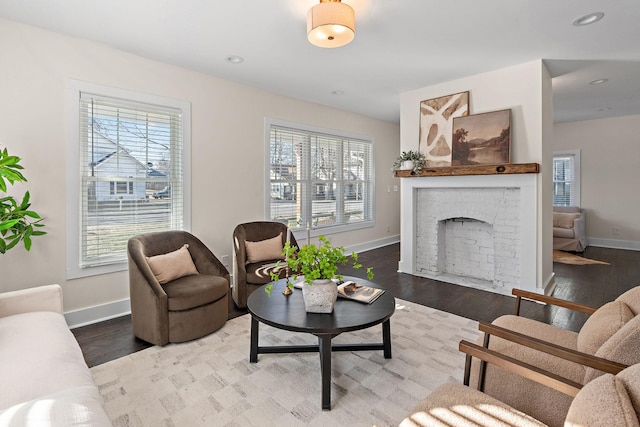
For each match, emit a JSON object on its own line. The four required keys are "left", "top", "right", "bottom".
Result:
{"left": 0, "top": 18, "right": 400, "bottom": 323}
{"left": 399, "top": 60, "right": 554, "bottom": 291}
{"left": 554, "top": 114, "right": 640, "bottom": 249}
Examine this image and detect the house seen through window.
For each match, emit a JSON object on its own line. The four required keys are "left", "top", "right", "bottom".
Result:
{"left": 266, "top": 119, "right": 374, "bottom": 235}
{"left": 66, "top": 81, "right": 191, "bottom": 278}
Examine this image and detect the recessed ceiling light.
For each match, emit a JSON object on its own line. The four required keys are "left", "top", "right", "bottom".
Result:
{"left": 572, "top": 12, "right": 604, "bottom": 26}
{"left": 589, "top": 78, "right": 608, "bottom": 85}
{"left": 331, "top": 90, "right": 344, "bottom": 95}
{"left": 597, "top": 107, "right": 612, "bottom": 112}
{"left": 224, "top": 55, "right": 244, "bottom": 64}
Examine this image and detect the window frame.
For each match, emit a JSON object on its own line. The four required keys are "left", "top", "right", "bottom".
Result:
{"left": 552, "top": 149, "right": 581, "bottom": 207}
{"left": 65, "top": 80, "right": 191, "bottom": 279}
{"left": 264, "top": 117, "right": 375, "bottom": 238}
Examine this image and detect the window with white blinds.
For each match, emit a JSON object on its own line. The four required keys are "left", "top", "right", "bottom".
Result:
{"left": 66, "top": 81, "right": 191, "bottom": 278}
{"left": 553, "top": 150, "right": 581, "bottom": 207}
{"left": 266, "top": 119, "right": 374, "bottom": 235}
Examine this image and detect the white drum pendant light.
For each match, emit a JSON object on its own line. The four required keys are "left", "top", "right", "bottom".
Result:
{"left": 307, "top": 0, "right": 355, "bottom": 48}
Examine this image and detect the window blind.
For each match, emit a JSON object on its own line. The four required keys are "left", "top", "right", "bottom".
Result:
{"left": 78, "top": 93, "right": 184, "bottom": 268}
{"left": 268, "top": 123, "right": 374, "bottom": 232}
{"left": 553, "top": 152, "right": 578, "bottom": 207}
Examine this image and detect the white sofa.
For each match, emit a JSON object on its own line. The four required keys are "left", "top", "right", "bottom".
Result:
{"left": 0, "top": 285, "right": 111, "bottom": 426}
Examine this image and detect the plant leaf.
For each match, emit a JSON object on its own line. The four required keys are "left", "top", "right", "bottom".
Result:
{"left": 0, "top": 219, "right": 19, "bottom": 230}
{"left": 23, "top": 235, "right": 32, "bottom": 251}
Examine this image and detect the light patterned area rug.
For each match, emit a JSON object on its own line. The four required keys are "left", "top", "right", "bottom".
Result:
{"left": 91, "top": 299, "right": 480, "bottom": 427}
{"left": 553, "top": 250, "right": 610, "bottom": 265}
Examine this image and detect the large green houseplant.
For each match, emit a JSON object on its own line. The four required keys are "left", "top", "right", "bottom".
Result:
{"left": 0, "top": 148, "right": 46, "bottom": 253}
{"left": 266, "top": 235, "right": 373, "bottom": 313}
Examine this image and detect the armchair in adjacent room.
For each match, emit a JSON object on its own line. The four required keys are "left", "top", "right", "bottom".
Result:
{"left": 553, "top": 206, "right": 587, "bottom": 252}
{"left": 232, "top": 221, "right": 298, "bottom": 308}
{"left": 127, "top": 230, "right": 230, "bottom": 346}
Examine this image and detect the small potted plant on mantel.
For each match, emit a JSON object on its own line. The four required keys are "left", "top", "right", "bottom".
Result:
{"left": 392, "top": 150, "right": 426, "bottom": 176}
{"left": 266, "top": 235, "right": 374, "bottom": 313}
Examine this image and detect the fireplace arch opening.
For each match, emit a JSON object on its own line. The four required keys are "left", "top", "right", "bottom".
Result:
{"left": 438, "top": 217, "right": 495, "bottom": 282}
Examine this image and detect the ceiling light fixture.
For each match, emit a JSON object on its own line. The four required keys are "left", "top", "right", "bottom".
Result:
{"left": 224, "top": 55, "right": 244, "bottom": 64}
{"left": 307, "top": 0, "right": 355, "bottom": 48}
{"left": 588, "top": 78, "right": 608, "bottom": 85}
{"left": 597, "top": 107, "right": 612, "bottom": 112}
{"left": 572, "top": 12, "right": 604, "bottom": 26}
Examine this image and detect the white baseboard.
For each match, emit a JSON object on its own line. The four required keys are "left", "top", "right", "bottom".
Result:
{"left": 65, "top": 298, "right": 131, "bottom": 329}
{"left": 346, "top": 235, "right": 400, "bottom": 254}
{"left": 588, "top": 237, "right": 640, "bottom": 251}
{"left": 543, "top": 272, "right": 556, "bottom": 296}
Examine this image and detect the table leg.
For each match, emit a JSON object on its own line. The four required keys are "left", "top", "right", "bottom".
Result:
{"left": 250, "top": 316, "right": 259, "bottom": 363}
{"left": 318, "top": 334, "right": 332, "bottom": 410}
{"left": 382, "top": 320, "right": 392, "bottom": 359}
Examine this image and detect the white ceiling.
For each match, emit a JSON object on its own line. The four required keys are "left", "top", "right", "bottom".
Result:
{"left": 1, "top": 0, "right": 639, "bottom": 124}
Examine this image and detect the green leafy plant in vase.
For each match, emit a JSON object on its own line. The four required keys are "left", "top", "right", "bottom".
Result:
{"left": 392, "top": 150, "right": 426, "bottom": 175}
{"left": 266, "top": 235, "right": 374, "bottom": 313}
{"left": 0, "top": 147, "right": 46, "bottom": 253}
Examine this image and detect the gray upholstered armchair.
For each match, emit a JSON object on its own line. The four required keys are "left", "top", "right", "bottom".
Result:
{"left": 127, "top": 231, "right": 230, "bottom": 346}
{"left": 232, "top": 221, "right": 298, "bottom": 308}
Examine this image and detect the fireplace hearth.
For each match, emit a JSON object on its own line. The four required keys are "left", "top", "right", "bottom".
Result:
{"left": 399, "top": 173, "right": 539, "bottom": 296}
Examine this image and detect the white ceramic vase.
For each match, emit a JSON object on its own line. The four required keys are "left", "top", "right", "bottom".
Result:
{"left": 401, "top": 160, "right": 415, "bottom": 170}
{"left": 302, "top": 279, "right": 338, "bottom": 313}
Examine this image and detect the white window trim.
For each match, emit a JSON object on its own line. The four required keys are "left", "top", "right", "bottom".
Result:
{"left": 65, "top": 79, "right": 192, "bottom": 279}
{"left": 264, "top": 117, "right": 375, "bottom": 239}
{"left": 553, "top": 149, "right": 581, "bottom": 207}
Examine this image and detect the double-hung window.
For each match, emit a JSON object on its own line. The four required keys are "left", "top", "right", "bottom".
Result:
{"left": 66, "top": 81, "right": 191, "bottom": 278}
{"left": 266, "top": 119, "right": 374, "bottom": 235}
{"left": 553, "top": 150, "right": 581, "bottom": 207}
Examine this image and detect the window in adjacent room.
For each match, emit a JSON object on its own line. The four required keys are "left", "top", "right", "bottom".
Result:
{"left": 265, "top": 118, "right": 375, "bottom": 236}
{"left": 66, "top": 81, "right": 191, "bottom": 279}
{"left": 553, "top": 150, "right": 580, "bottom": 207}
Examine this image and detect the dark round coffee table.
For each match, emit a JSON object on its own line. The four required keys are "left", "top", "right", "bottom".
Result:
{"left": 247, "top": 276, "right": 395, "bottom": 410}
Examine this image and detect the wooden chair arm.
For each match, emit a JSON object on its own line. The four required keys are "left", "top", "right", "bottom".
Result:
{"left": 459, "top": 340, "right": 582, "bottom": 397}
{"left": 512, "top": 288, "right": 598, "bottom": 316}
{"left": 478, "top": 321, "right": 627, "bottom": 375}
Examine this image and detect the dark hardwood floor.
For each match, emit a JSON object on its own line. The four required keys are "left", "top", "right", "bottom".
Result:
{"left": 73, "top": 244, "right": 640, "bottom": 367}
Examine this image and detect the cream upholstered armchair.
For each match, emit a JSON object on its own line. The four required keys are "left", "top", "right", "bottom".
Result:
{"left": 463, "top": 286, "right": 640, "bottom": 427}
{"left": 401, "top": 345, "right": 640, "bottom": 427}
{"left": 232, "top": 221, "right": 298, "bottom": 308}
{"left": 553, "top": 206, "right": 587, "bottom": 252}
{"left": 128, "top": 231, "right": 230, "bottom": 346}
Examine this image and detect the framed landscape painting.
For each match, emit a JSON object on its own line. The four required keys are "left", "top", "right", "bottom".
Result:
{"left": 451, "top": 109, "right": 511, "bottom": 166}
{"left": 418, "top": 91, "right": 469, "bottom": 167}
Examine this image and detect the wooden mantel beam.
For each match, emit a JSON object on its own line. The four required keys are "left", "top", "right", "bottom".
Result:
{"left": 394, "top": 163, "right": 540, "bottom": 178}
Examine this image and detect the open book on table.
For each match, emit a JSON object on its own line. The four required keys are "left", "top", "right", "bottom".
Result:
{"left": 336, "top": 281, "right": 385, "bottom": 304}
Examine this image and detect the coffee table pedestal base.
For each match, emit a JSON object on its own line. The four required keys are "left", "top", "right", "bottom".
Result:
{"left": 249, "top": 316, "right": 392, "bottom": 410}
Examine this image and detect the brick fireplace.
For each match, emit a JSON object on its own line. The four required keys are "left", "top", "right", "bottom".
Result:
{"left": 399, "top": 173, "right": 540, "bottom": 295}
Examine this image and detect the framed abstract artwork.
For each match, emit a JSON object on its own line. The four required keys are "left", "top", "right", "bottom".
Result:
{"left": 451, "top": 109, "right": 511, "bottom": 166}
{"left": 418, "top": 91, "right": 469, "bottom": 167}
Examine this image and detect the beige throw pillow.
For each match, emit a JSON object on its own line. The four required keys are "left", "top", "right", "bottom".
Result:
{"left": 584, "top": 315, "right": 640, "bottom": 383}
{"left": 245, "top": 233, "right": 284, "bottom": 264}
{"left": 566, "top": 373, "right": 638, "bottom": 427}
{"left": 146, "top": 244, "right": 199, "bottom": 284}
{"left": 577, "top": 300, "right": 634, "bottom": 355}
{"left": 553, "top": 212, "right": 580, "bottom": 229}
